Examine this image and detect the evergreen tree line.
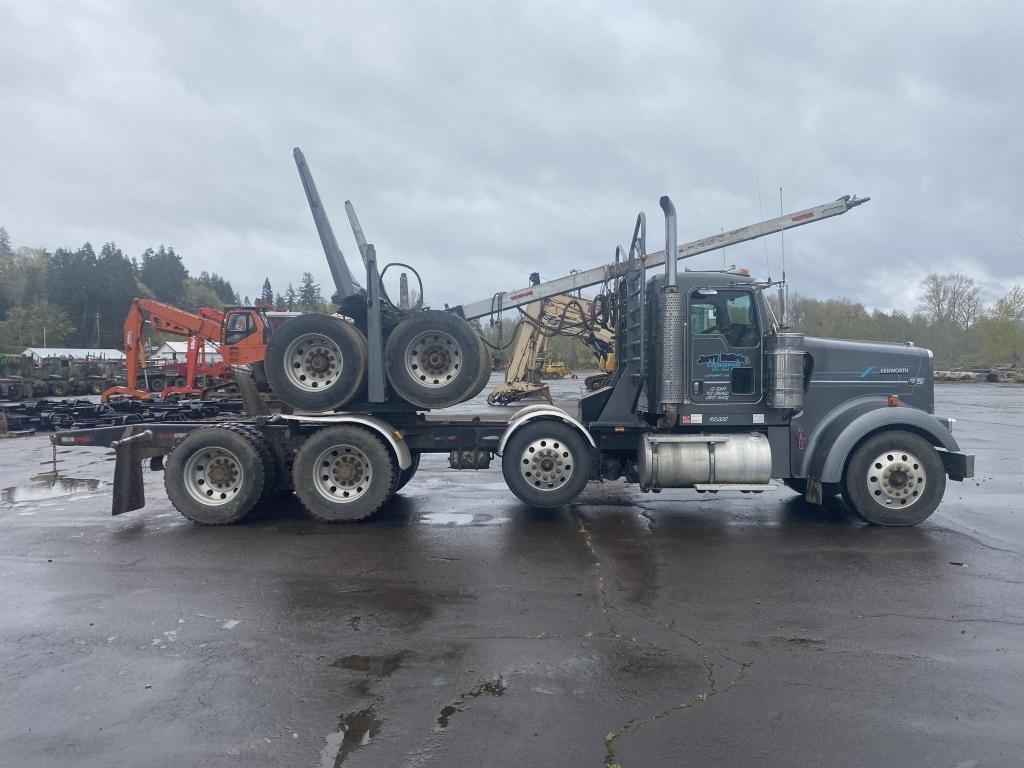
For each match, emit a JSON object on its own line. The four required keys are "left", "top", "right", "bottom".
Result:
{"left": 0, "top": 226, "right": 327, "bottom": 352}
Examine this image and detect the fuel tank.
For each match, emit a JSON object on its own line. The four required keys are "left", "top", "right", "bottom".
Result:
{"left": 637, "top": 432, "right": 772, "bottom": 489}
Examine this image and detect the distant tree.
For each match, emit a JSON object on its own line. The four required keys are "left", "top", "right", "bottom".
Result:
{"left": 183, "top": 278, "right": 223, "bottom": 313}
{"left": 297, "top": 272, "right": 323, "bottom": 312}
{"left": 243, "top": 295, "right": 251, "bottom": 305}
{"left": 0, "top": 301, "right": 75, "bottom": 350}
{"left": 94, "top": 242, "right": 140, "bottom": 347}
{"left": 284, "top": 283, "right": 296, "bottom": 311}
{"left": 0, "top": 226, "right": 11, "bottom": 256}
{"left": 261, "top": 277, "right": 274, "bottom": 306}
{"left": 274, "top": 292, "right": 285, "bottom": 309}
{"left": 918, "top": 273, "right": 982, "bottom": 330}
{"left": 140, "top": 245, "right": 188, "bottom": 305}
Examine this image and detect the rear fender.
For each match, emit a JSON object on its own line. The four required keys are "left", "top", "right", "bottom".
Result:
{"left": 279, "top": 413, "right": 412, "bottom": 469}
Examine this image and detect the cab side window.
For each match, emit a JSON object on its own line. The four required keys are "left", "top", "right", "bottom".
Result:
{"left": 689, "top": 290, "right": 759, "bottom": 348}
{"left": 224, "top": 312, "right": 255, "bottom": 345}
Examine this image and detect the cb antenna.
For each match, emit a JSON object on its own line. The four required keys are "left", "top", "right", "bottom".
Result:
{"left": 778, "top": 186, "right": 788, "bottom": 327}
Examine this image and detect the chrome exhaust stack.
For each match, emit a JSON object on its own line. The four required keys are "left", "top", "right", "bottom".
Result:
{"left": 657, "top": 196, "right": 685, "bottom": 427}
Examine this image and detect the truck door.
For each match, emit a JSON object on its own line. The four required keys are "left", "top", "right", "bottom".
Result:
{"left": 688, "top": 288, "right": 762, "bottom": 405}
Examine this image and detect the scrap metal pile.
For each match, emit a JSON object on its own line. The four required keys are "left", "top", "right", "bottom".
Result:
{"left": 0, "top": 397, "right": 246, "bottom": 433}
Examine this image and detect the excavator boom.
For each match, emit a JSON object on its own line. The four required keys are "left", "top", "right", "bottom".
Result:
{"left": 459, "top": 194, "right": 868, "bottom": 321}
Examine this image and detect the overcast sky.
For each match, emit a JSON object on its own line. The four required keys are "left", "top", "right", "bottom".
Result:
{"left": 2, "top": 0, "right": 1021, "bottom": 312}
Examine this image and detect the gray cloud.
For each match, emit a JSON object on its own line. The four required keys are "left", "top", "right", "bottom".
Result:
{"left": 1, "top": 0, "right": 1020, "bottom": 312}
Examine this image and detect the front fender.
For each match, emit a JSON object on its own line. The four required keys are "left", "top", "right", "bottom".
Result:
{"left": 804, "top": 401, "right": 960, "bottom": 483}
{"left": 498, "top": 405, "right": 597, "bottom": 455}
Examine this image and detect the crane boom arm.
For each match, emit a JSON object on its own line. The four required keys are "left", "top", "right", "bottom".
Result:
{"left": 458, "top": 194, "right": 868, "bottom": 321}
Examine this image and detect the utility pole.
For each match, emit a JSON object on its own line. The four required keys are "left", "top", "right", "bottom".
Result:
{"left": 95, "top": 312, "right": 101, "bottom": 347}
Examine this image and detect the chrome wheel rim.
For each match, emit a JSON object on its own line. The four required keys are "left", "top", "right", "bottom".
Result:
{"left": 519, "top": 437, "right": 574, "bottom": 491}
{"left": 313, "top": 444, "right": 372, "bottom": 503}
{"left": 866, "top": 450, "right": 926, "bottom": 508}
{"left": 184, "top": 447, "right": 244, "bottom": 506}
{"left": 284, "top": 333, "right": 343, "bottom": 393}
{"left": 405, "top": 330, "right": 461, "bottom": 388}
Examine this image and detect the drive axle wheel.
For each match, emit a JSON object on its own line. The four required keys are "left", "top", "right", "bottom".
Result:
{"left": 384, "top": 310, "right": 486, "bottom": 409}
{"left": 841, "top": 430, "right": 945, "bottom": 526}
{"left": 292, "top": 426, "right": 394, "bottom": 522}
{"left": 501, "top": 420, "right": 591, "bottom": 508}
{"left": 164, "top": 426, "right": 266, "bottom": 525}
{"left": 264, "top": 313, "right": 368, "bottom": 412}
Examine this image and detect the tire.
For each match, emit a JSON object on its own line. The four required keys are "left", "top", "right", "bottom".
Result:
{"left": 164, "top": 426, "right": 266, "bottom": 525}
{"left": 292, "top": 425, "right": 395, "bottom": 522}
{"left": 150, "top": 378, "right": 165, "bottom": 393}
{"left": 220, "top": 423, "right": 281, "bottom": 502}
{"left": 174, "top": 376, "right": 187, "bottom": 388}
{"left": 90, "top": 380, "right": 105, "bottom": 395}
{"left": 384, "top": 310, "right": 484, "bottom": 409}
{"left": 841, "top": 430, "right": 946, "bottom": 526}
{"left": 395, "top": 453, "right": 420, "bottom": 492}
{"left": 501, "top": 419, "right": 592, "bottom": 508}
{"left": 264, "top": 313, "right": 368, "bottom": 412}
{"left": 49, "top": 380, "right": 68, "bottom": 397}
{"left": 464, "top": 335, "right": 493, "bottom": 404}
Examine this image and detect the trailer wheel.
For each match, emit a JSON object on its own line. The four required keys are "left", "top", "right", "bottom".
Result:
{"left": 292, "top": 426, "right": 394, "bottom": 522}
{"left": 90, "top": 380, "right": 105, "bottom": 395}
{"left": 501, "top": 420, "right": 591, "bottom": 508}
{"left": 219, "top": 423, "right": 282, "bottom": 503}
{"left": 164, "top": 426, "right": 266, "bottom": 525}
{"left": 841, "top": 430, "right": 945, "bottom": 526}
{"left": 264, "top": 313, "right": 367, "bottom": 412}
{"left": 150, "top": 377, "right": 165, "bottom": 393}
{"left": 384, "top": 310, "right": 485, "bottom": 409}
{"left": 49, "top": 380, "right": 68, "bottom": 397}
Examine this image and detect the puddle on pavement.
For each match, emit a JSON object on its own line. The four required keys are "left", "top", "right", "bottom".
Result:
{"left": 420, "top": 512, "right": 475, "bottom": 526}
{"left": 321, "top": 707, "right": 382, "bottom": 767}
{"left": 1, "top": 473, "right": 103, "bottom": 504}
{"left": 437, "top": 677, "right": 506, "bottom": 728}
{"left": 331, "top": 651, "right": 407, "bottom": 677}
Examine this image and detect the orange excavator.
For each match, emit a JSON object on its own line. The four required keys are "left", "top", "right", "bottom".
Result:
{"left": 101, "top": 299, "right": 276, "bottom": 401}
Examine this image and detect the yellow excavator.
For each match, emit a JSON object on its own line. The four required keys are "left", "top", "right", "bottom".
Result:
{"left": 487, "top": 292, "right": 616, "bottom": 406}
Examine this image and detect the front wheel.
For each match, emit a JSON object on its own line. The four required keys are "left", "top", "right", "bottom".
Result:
{"left": 841, "top": 430, "right": 946, "bottom": 526}
{"left": 501, "top": 420, "right": 591, "bottom": 508}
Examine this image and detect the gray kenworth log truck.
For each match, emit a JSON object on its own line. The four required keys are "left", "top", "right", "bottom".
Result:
{"left": 55, "top": 150, "right": 974, "bottom": 527}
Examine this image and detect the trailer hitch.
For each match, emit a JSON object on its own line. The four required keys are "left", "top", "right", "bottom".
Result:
{"left": 110, "top": 428, "right": 153, "bottom": 516}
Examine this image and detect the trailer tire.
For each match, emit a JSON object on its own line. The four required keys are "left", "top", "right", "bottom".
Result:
{"left": 502, "top": 420, "right": 591, "bottom": 508}
{"left": 220, "top": 423, "right": 281, "bottom": 503}
{"left": 841, "top": 430, "right": 945, "bottom": 526}
{"left": 265, "top": 313, "right": 368, "bottom": 412}
{"left": 150, "top": 377, "right": 165, "bottom": 393}
{"left": 384, "top": 310, "right": 484, "bottom": 409}
{"left": 49, "top": 380, "right": 68, "bottom": 397}
{"left": 90, "top": 380, "right": 105, "bottom": 395}
{"left": 164, "top": 426, "right": 266, "bottom": 525}
{"left": 292, "top": 425, "right": 394, "bottom": 522}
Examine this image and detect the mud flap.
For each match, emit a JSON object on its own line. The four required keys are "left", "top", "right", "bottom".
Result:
{"left": 111, "top": 429, "right": 153, "bottom": 515}
{"left": 233, "top": 365, "right": 270, "bottom": 417}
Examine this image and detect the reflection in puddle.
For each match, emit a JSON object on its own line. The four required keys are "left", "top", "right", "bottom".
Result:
{"left": 1, "top": 473, "right": 103, "bottom": 504}
{"left": 437, "top": 677, "right": 506, "bottom": 728}
{"left": 331, "top": 651, "right": 407, "bottom": 677}
{"left": 321, "top": 707, "right": 382, "bottom": 767}
{"left": 420, "top": 512, "right": 475, "bottom": 526}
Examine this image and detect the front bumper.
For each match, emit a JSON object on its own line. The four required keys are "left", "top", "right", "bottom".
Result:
{"left": 937, "top": 449, "right": 974, "bottom": 481}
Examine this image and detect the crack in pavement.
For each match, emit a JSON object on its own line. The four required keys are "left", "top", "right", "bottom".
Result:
{"left": 603, "top": 661, "right": 749, "bottom": 768}
{"left": 575, "top": 512, "right": 619, "bottom": 638}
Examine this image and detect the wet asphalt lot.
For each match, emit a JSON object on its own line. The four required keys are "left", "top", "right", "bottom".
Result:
{"left": 1, "top": 379, "right": 1022, "bottom": 767}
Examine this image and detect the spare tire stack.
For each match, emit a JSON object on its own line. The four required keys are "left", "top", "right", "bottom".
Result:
{"left": 265, "top": 309, "right": 489, "bottom": 412}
